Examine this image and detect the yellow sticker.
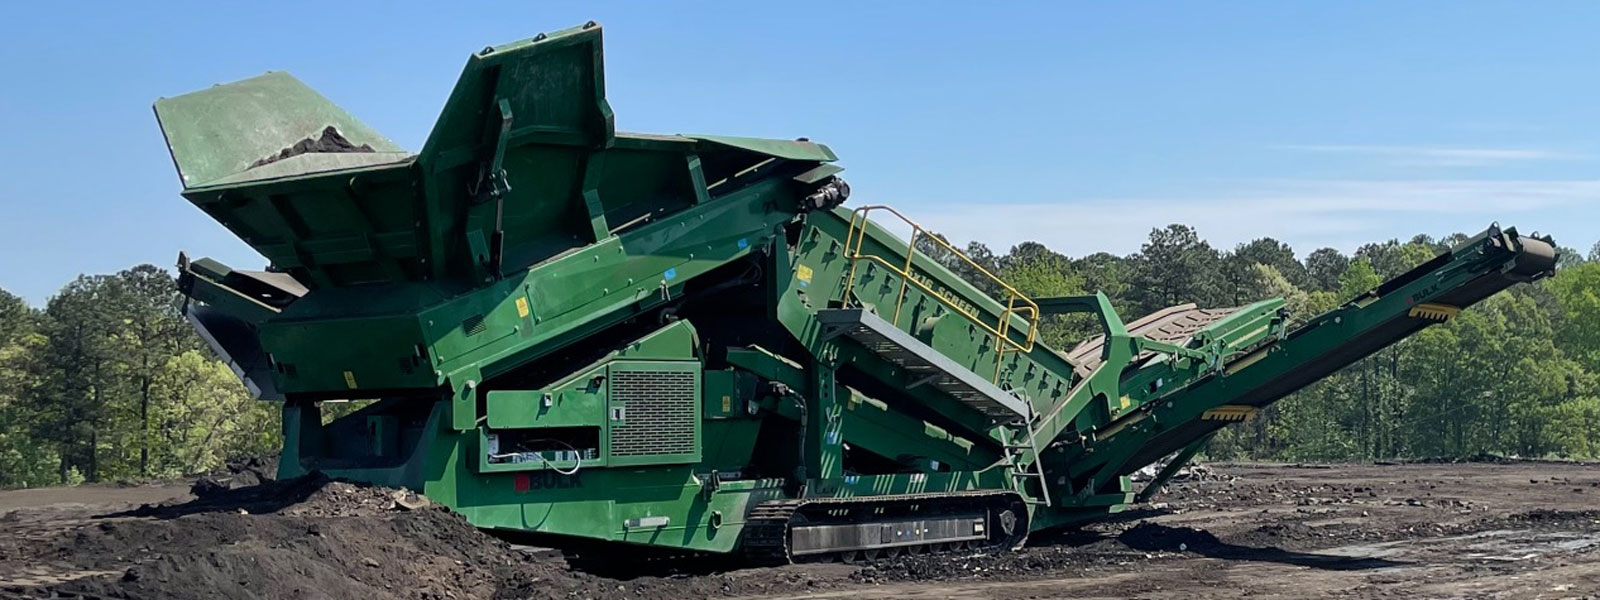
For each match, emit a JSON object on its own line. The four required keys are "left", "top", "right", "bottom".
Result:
{"left": 796, "top": 264, "right": 814, "bottom": 283}
{"left": 343, "top": 370, "right": 358, "bottom": 389}
{"left": 515, "top": 297, "right": 531, "bottom": 318}
{"left": 721, "top": 396, "right": 732, "bottom": 413}
{"left": 1119, "top": 395, "right": 1131, "bottom": 410}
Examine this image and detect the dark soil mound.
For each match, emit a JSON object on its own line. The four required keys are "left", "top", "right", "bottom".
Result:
{"left": 190, "top": 454, "right": 278, "bottom": 497}
{"left": 250, "top": 126, "right": 375, "bottom": 169}
{"left": 17, "top": 474, "right": 621, "bottom": 600}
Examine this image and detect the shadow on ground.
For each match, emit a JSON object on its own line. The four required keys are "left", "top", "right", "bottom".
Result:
{"left": 1112, "top": 522, "right": 1407, "bottom": 571}
{"left": 97, "top": 472, "right": 331, "bottom": 519}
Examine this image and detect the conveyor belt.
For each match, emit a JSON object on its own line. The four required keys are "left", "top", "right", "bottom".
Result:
{"left": 1063, "top": 303, "right": 1244, "bottom": 372}
{"left": 1105, "top": 233, "right": 1559, "bottom": 476}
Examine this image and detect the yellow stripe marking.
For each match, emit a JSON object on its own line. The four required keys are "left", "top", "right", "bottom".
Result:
{"left": 1408, "top": 303, "right": 1461, "bottom": 322}
{"left": 1202, "top": 405, "right": 1256, "bottom": 422}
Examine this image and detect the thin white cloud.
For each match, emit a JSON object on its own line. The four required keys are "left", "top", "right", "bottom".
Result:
{"left": 902, "top": 179, "right": 1599, "bottom": 257}
{"left": 1276, "top": 144, "right": 1583, "bottom": 167}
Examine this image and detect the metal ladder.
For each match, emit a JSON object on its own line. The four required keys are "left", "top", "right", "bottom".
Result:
{"left": 1002, "top": 416, "right": 1053, "bottom": 507}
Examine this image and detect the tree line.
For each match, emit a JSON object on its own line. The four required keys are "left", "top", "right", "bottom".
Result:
{"left": 927, "top": 227, "right": 1600, "bottom": 461}
{"left": 0, "top": 267, "right": 277, "bottom": 487}
{"left": 1, "top": 227, "right": 1597, "bottom": 487}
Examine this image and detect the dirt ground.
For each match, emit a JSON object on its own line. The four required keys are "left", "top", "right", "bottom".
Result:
{"left": 0, "top": 461, "right": 1596, "bottom": 600}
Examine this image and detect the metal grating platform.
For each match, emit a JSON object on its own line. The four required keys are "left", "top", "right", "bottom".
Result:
{"left": 817, "top": 308, "right": 1031, "bottom": 422}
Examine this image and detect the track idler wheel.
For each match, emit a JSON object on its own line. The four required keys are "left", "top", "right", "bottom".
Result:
{"left": 991, "top": 499, "right": 1030, "bottom": 551}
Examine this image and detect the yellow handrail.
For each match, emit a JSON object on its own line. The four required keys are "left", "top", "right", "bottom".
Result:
{"left": 840, "top": 205, "right": 1040, "bottom": 382}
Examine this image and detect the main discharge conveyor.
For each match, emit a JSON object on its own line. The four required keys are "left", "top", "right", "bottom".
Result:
{"left": 156, "top": 23, "right": 1557, "bottom": 562}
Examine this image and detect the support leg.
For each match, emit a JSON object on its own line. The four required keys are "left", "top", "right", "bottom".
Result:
{"left": 803, "top": 361, "right": 844, "bottom": 486}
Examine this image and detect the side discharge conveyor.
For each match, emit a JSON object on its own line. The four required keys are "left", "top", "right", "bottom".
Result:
{"left": 156, "top": 22, "right": 1558, "bottom": 563}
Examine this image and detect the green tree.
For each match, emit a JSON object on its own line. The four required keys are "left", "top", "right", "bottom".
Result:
{"left": 0, "top": 289, "right": 55, "bottom": 486}
{"left": 1398, "top": 325, "right": 1475, "bottom": 456}
{"left": 105, "top": 265, "right": 197, "bottom": 477}
{"left": 7, "top": 266, "right": 267, "bottom": 485}
{"left": 1221, "top": 238, "right": 1309, "bottom": 304}
{"left": 1555, "top": 246, "right": 1589, "bottom": 270}
{"left": 1394, "top": 292, "right": 1597, "bottom": 458}
{"left": 1355, "top": 240, "right": 1437, "bottom": 279}
{"left": 1076, "top": 252, "right": 1130, "bottom": 306}
{"left": 147, "top": 350, "right": 279, "bottom": 477}
{"left": 34, "top": 275, "right": 125, "bottom": 482}
{"left": 915, "top": 234, "right": 1003, "bottom": 298}
{"left": 1338, "top": 259, "right": 1381, "bottom": 300}
{"left": 1549, "top": 263, "right": 1600, "bottom": 372}
{"left": 1128, "top": 225, "right": 1223, "bottom": 315}
{"left": 1215, "top": 264, "right": 1310, "bottom": 455}
{"left": 1303, "top": 247, "right": 1350, "bottom": 293}
{"left": 1337, "top": 258, "right": 1412, "bottom": 459}
{"left": 0, "top": 289, "right": 31, "bottom": 344}
{"left": 1250, "top": 264, "right": 1310, "bottom": 319}
{"left": 998, "top": 244, "right": 1087, "bottom": 346}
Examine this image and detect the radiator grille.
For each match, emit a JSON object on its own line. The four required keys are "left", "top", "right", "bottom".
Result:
{"left": 609, "top": 369, "right": 696, "bottom": 457}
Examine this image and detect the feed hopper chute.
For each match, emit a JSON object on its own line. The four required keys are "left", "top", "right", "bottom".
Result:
{"left": 157, "top": 22, "right": 1558, "bottom": 562}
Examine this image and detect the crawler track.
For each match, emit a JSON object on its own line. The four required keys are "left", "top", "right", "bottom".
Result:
{"left": 742, "top": 492, "right": 1029, "bottom": 565}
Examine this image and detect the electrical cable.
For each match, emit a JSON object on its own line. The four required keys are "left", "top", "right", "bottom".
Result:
{"left": 489, "top": 438, "right": 585, "bottom": 476}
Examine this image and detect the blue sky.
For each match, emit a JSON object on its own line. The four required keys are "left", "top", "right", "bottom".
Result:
{"left": 2, "top": 2, "right": 1597, "bottom": 305}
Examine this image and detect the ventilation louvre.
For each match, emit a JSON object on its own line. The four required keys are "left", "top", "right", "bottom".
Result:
{"left": 608, "top": 368, "right": 697, "bottom": 458}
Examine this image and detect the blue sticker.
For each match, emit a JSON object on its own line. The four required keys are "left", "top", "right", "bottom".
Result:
{"left": 737, "top": 238, "right": 748, "bottom": 250}
{"left": 664, "top": 268, "right": 677, "bottom": 280}
{"left": 826, "top": 430, "right": 840, "bottom": 444}
{"left": 844, "top": 475, "right": 859, "bottom": 484}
